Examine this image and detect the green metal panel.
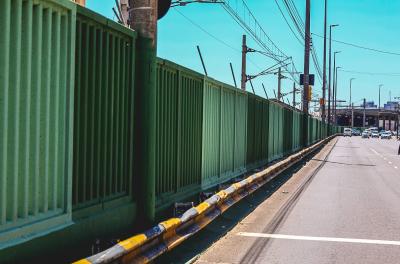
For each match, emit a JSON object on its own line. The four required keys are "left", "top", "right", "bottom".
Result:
{"left": 268, "top": 101, "right": 275, "bottom": 161}
{"left": 155, "top": 59, "right": 203, "bottom": 207}
{"left": 0, "top": 0, "right": 76, "bottom": 246}
{"left": 234, "top": 91, "right": 248, "bottom": 172}
{"left": 72, "top": 6, "right": 136, "bottom": 215}
{"left": 246, "top": 94, "right": 268, "bottom": 169}
{"left": 202, "top": 79, "right": 247, "bottom": 188}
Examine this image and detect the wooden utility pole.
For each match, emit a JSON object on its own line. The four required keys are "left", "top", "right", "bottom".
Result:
{"left": 241, "top": 35, "right": 247, "bottom": 91}
{"left": 130, "top": 0, "right": 158, "bottom": 223}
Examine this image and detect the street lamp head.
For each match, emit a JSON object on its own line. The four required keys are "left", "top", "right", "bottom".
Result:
{"left": 331, "top": 24, "right": 339, "bottom": 28}
{"left": 334, "top": 51, "right": 341, "bottom": 54}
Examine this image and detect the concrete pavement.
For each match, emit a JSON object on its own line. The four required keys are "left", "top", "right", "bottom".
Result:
{"left": 195, "top": 136, "right": 400, "bottom": 264}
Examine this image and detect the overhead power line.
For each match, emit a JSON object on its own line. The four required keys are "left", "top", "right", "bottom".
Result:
{"left": 221, "top": 0, "right": 300, "bottom": 84}
{"left": 338, "top": 69, "right": 400, "bottom": 76}
{"left": 312, "top": 33, "right": 400, "bottom": 56}
{"left": 273, "top": 0, "right": 323, "bottom": 84}
{"left": 174, "top": 8, "right": 263, "bottom": 70}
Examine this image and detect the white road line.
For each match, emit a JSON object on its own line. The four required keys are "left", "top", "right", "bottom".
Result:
{"left": 369, "top": 148, "right": 382, "bottom": 157}
{"left": 237, "top": 232, "right": 400, "bottom": 246}
{"left": 395, "top": 166, "right": 398, "bottom": 169}
{"left": 389, "top": 161, "right": 393, "bottom": 164}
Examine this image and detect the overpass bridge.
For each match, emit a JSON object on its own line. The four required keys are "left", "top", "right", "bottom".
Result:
{"left": 336, "top": 107, "right": 399, "bottom": 130}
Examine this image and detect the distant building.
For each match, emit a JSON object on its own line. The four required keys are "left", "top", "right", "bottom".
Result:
{"left": 383, "top": 101, "right": 399, "bottom": 111}
{"left": 361, "top": 101, "right": 377, "bottom": 108}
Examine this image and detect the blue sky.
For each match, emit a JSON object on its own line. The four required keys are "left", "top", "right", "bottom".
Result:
{"left": 87, "top": 0, "right": 400, "bottom": 111}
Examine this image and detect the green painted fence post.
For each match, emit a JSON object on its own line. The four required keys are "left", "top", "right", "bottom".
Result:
{"left": 134, "top": 37, "right": 156, "bottom": 224}
{"left": 131, "top": 0, "right": 158, "bottom": 224}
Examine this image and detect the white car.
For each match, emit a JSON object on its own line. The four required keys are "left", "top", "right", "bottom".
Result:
{"left": 381, "top": 132, "right": 392, "bottom": 139}
{"left": 362, "top": 131, "right": 369, "bottom": 138}
{"left": 371, "top": 132, "right": 379, "bottom": 138}
{"left": 343, "top": 128, "right": 352, "bottom": 137}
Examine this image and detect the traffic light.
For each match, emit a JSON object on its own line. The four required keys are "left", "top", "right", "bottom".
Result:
{"left": 308, "top": 86, "right": 312, "bottom": 101}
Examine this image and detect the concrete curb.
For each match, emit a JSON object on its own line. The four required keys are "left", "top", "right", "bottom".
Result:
{"left": 73, "top": 135, "right": 338, "bottom": 264}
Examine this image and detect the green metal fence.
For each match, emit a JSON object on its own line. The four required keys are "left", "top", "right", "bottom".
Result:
{"left": 155, "top": 59, "right": 203, "bottom": 207}
{"left": 247, "top": 94, "right": 269, "bottom": 169}
{"left": 202, "top": 78, "right": 247, "bottom": 189}
{"left": 72, "top": 6, "right": 137, "bottom": 216}
{"left": 0, "top": 1, "right": 343, "bottom": 256}
{"left": 0, "top": 0, "right": 76, "bottom": 246}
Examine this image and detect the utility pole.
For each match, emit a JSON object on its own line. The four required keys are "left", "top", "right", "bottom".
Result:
{"left": 303, "top": 0, "right": 311, "bottom": 145}
{"left": 303, "top": 0, "right": 311, "bottom": 114}
{"left": 241, "top": 35, "right": 247, "bottom": 91}
{"left": 293, "top": 82, "right": 296, "bottom": 108}
{"left": 120, "top": 0, "right": 129, "bottom": 25}
{"left": 130, "top": 0, "right": 158, "bottom": 223}
{"left": 379, "top": 84, "right": 383, "bottom": 128}
{"left": 322, "top": 0, "right": 328, "bottom": 122}
{"left": 278, "top": 67, "right": 282, "bottom": 101}
{"left": 363, "top": 98, "right": 366, "bottom": 127}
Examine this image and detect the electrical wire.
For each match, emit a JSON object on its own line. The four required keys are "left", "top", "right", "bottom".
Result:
{"left": 312, "top": 33, "right": 400, "bottom": 56}
{"left": 338, "top": 69, "right": 400, "bottom": 76}
{"left": 174, "top": 8, "right": 263, "bottom": 70}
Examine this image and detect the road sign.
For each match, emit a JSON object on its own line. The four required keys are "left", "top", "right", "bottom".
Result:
{"left": 300, "top": 74, "right": 315, "bottom": 86}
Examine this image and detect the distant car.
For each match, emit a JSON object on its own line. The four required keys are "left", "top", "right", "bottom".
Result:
{"left": 362, "top": 131, "right": 369, "bottom": 138}
{"left": 371, "top": 132, "right": 379, "bottom": 138}
{"left": 343, "top": 128, "right": 352, "bottom": 137}
{"left": 352, "top": 129, "right": 361, "bottom": 136}
{"left": 381, "top": 132, "right": 392, "bottom": 139}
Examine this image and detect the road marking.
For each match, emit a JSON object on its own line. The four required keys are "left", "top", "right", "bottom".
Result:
{"left": 237, "top": 232, "right": 400, "bottom": 246}
{"left": 370, "top": 148, "right": 382, "bottom": 157}
{"left": 389, "top": 161, "right": 393, "bottom": 164}
{"left": 395, "top": 166, "right": 398, "bottom": 169}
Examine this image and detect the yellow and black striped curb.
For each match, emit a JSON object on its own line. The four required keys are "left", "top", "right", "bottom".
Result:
{"left": 74, "top": 135, "right": 337, "bottom": 264}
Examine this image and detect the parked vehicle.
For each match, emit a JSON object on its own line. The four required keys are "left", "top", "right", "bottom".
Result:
{"left": 381, "top": 131, "right": 392, "bottom": 139}
{"left": 344, "top": 128, "right": 352, "bottom": 137}
{"left": 352, "top": 129, "right": 361, "bottom": 136}
{"left": 371, "top": 131, "right": 379, "bottom": 138}
{"left": 362, "top": 131, "right": 370, "bottom": 138}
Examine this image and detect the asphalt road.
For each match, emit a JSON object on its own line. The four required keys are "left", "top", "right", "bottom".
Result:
{"left": 195, "top": 136, "right": 400, "bottom": 264}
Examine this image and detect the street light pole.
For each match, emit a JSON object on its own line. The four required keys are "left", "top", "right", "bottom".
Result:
{"left": 378, "top": 84, "right": 383, "bottom": 129}
{"left": 349, "top": 78, "right": 355, "bottom": 108}
{"left": 332, "top": 51, "right": 340, "bottom": 124}
{"left": 334, "top": 66, "right": 341, "bottom": 124}
{"left": 328, "top": 24, "right": 339, "bottom": 126}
